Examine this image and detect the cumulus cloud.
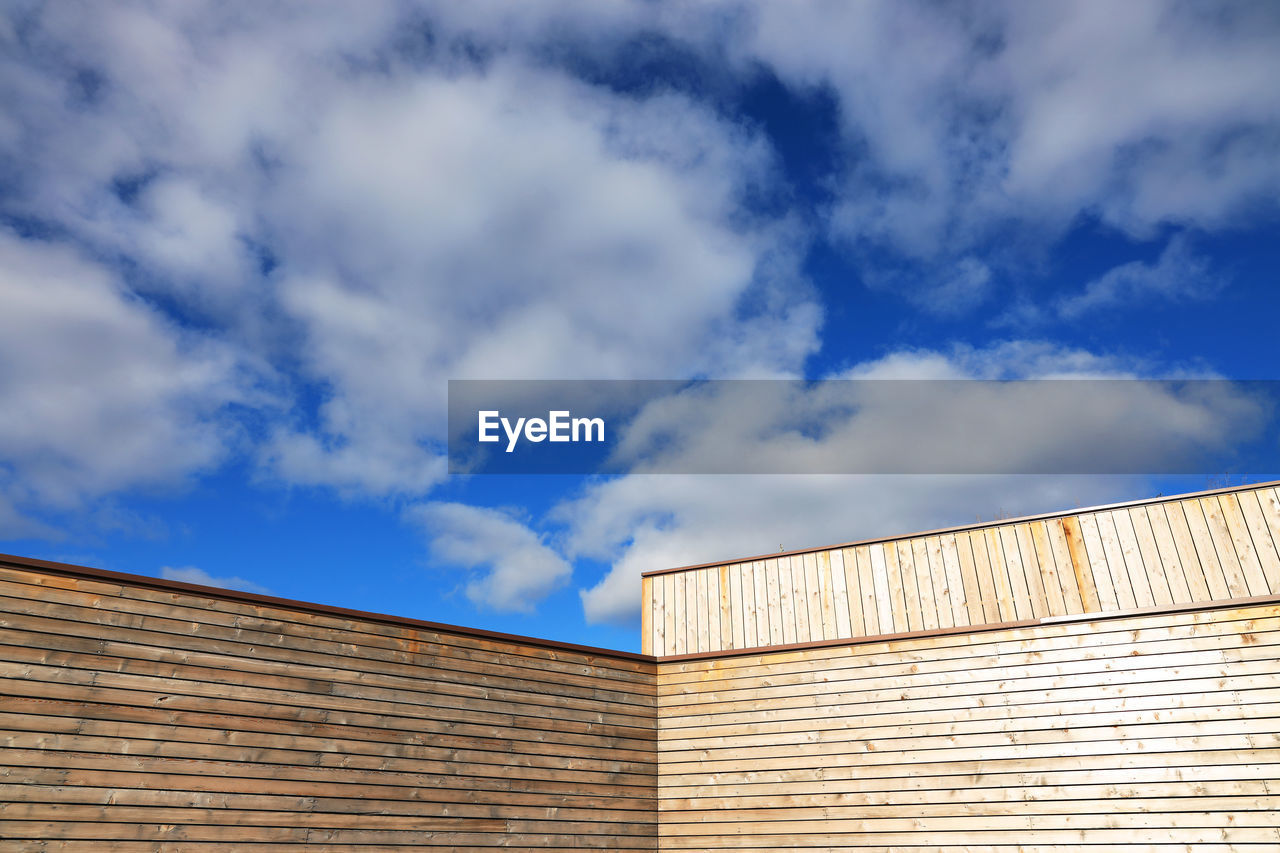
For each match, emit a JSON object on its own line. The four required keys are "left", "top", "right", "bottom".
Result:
{"left": 726, "top": 0, "right": 1280, "bottom": 304}
{"left": 0, "top": 2, "right": 820, "bottom": 513}
{"left": 0, "top": 232, "right": 258, "bottom": 533}
{"left": 407, "top": 502, "right": 572, "bottom": 613}
{"left": 160, "top": 565, "right": 271, "bottom": 594}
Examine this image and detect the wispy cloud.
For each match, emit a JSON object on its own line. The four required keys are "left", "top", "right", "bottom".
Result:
{"left": 160, "top": 565, "right": 271, "bottom": 594}
{"left": 406, "top": 502, "right": 572, "bottom": 613}
{"left": 1057, "top": 235, "right": 1223, "bottom": 319}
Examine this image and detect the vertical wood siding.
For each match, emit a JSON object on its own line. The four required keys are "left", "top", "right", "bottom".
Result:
{"left": 644, "top": 484, "right": 1280, "bottom": 656}
{"left": 0, "top": 564, "right": 657, "bottom": 851}
{"left": 656, "top": 601, "right": 1280, "bottom": 851}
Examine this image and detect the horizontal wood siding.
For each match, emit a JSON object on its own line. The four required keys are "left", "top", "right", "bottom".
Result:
{"left": 656, "top": 601, "right": 1280, "bottom": 850}
{"left": 0, "top": 564, "right": 657, "bottom": 851}
{"left": 645, "top": 484, "right": 1280, "bottom": 655}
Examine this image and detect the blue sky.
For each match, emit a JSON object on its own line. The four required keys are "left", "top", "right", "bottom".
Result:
{"left": 1, "top": 1, "right": 1278, "bottom": 652}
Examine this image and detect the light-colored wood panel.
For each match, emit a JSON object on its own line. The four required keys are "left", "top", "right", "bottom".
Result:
{"left": 662, "top": 572, "right": 677, "bottom": 658}
{"left": 978, "top": 527, "right": 1014, "bottom": 622}
{"left": 1166, "top": 500, "right": 1214, "bottom": 601}
{"left": 642, "top": 576, "right": 654, "bottom": 656}
{"left": 671, "top": 571, "right": 687, "bottom": 655}
{"left": 1076, "top": 512, "right": 1120, "bottom": 611}
{"left": 728, "top": 564, "right": 744, "bottom": 651}
{"left": 875, "top": 543, "right": 908, "bottom": 634}
{"left": 1129, "top": 507, "right": 1173, "bottom": 606}
{"left": 1201, "top": 496, "right": 1252, "bottom": 598}
{"left": 1028, "top": 521, "right": 1066, "bottom": 616}
{"left": 753, "top": 560, "right": 771, "bottom": 648}
{"left": 1220, "top": 492, "right": 1272, "bottom": 597}
{"left": 940, "top": 534, "right": 974, "bottom": 627}
{"left": 1043, "top": 518, "right": 1083, "bottom": 614}
{"left": 764, "top": 558, "right": 784, "bottom": 646}
{"left": 1014, "top": 522, "right": 1049, "bottom": 618}
{"left": 829, "top": 549, "right": 853, "bottom": 639}
{"left": 802, "top": 552, "right": 824, "bottom": 641}
{"left": 1112, "top": 508, "right": 1156, "bottom": 608}
{"left": 997, "top": 525, "right": 1033, "bottom": 620}
{"left": 1096, "top": 510, "right": 1139, "bottom": 610}
{"left": 1144, "top": 503, "right": 1193, "bottom": 604}
{"left": 895, "top": 540, "right": 923, "bottom": 632}
{"left": 958, "top": 530, "right": 995, "bottom": 623}
{"left": 911, "top": 538, "right": 940, "bottom": 631}
{"left": 1058, "top": 515, "right": 1098, "bottom": 612}
{"left": 1238, "top": 489, "right": 1280, "bottom": 594}
{"left": 866, "top": 545, "right": 892, "bottom": 636}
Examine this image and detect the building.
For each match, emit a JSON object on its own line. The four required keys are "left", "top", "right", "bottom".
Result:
{"left": 3, "top": 480, "right": 1279, "bottom": 849}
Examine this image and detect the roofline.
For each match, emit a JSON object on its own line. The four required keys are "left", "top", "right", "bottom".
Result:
{"left": 0, "top": 552, "right": 653, "bottom": 663}
{"left": 642, "top": 477, "right": 1280, "bottom": 578}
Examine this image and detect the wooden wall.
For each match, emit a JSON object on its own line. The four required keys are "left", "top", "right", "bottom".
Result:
{"left": 0, "top": 561, "right": 658, "bottom": 851}
{"left": 643, "top": 483, "right": 1280, "bottom": 656}
{"left": 656, "top": 599, "right": 1280, "bottom": 851}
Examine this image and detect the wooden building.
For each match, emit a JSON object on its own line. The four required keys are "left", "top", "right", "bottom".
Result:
{"left": 3, "top": 480, "right": 1280, "bottom": 849}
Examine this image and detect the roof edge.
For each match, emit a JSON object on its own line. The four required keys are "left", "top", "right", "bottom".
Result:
{"left": 0, "top": 552, "right": 653, "bottom": 663}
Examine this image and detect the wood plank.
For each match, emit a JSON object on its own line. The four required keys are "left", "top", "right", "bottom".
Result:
{"left": 1201, "top": 496, "right": 1253, "bottom": 598}
{"left": 802, "top": 552, "right": 824, "bottom": 641}
{"left": 764, "top": 558, "right": 784, "bottom": 646}
{"left": 1058, "top": 515, "right": 1099, "bottom": 613}
{"left": 672, "top": 572, "right": 687, "bottom": 655}
{"left": 1128, "top": 507, "right": 1173, "bottom": 606}
{"left": 817, "top": 551, "right": 838, "bottom": 641}
{"left": 662, "top": 572, "right": 676, "bottom": 657}
{"left": 974, "top": 529, "right": 1011, "bottom": 622}
{"left": 783, "top": 555, "right": 803, "bottom": 640}
{"left": 1044, "top": 518, "right": 1084, "bottom": 614}
{"left": 642, "top": 576, "right": 654, "bottom": 656}
{"left": 1220, "top": 492, "right": 1272, "bottom": 597}
{"left": 1238, "top": 489, "right": 1280, "bottom": 594}
{"left": 865, "top": 545, "right": 885, "bottom": 630}
{"left": 695, "top": 568, "right": 710, "bottom": 654}
{"left": 878, "top": 543, "right": 909, "bottom": 634}
{"left": 896, "top": 540, "right": 924, "bottom": 632}
{"left": 925, "top": 536, "right": 955, "bottom": 630}
{"left": 997, "top": 526, "right": 1033, "bottom": 620}
{"left": 842, "top": 548, "right": 864, "bottom": 637}
{"left": 911, "top": 538, "right": 940, "bottom": 631}
{"left": 829, "top": 549, "right": 853, "bottom": 639}
{"left": 1014, "top": 522, "right": 1050, "bottom": 618}
{"left": 940, "top": 534, "right": 973, "bottom": 628}
{"left": 1096, "top": 510, "right": 1139, "bottom": 610}
{"left": 1165, "top": 500, "right": 1214, "bottom": 602}
{"left": 1144, "top": 503, "right": 1193, "bottom": 605}
{"left": 753, "top": 560, "right": 771, "bottom": 648}
{"left": 1112, "top": 508, "right": 1156, "bottom": 608}
{"left": 1077, "top": 512, "right": 1120, "bottom": 611}
{"left": 1029, "top": 521, "right": 1066, "bottom": 617}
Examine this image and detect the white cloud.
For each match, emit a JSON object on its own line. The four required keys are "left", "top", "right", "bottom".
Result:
{"left": 1058, "top": 235, "right": 1222, "bottom": 319}
{"left": 1, "top": 4, "right": 822, "bottom": 504}
{"left": 729, "top": 1, "right": 1280, "bottom": 276}
{"left": 160, "top": 565, "right": 270, "bottom": 594}
{"left": 407, "top": 502, "right": 572, "bottom": 613}
{"left": 0, "top": 232, "right": 258, "bottom": 530}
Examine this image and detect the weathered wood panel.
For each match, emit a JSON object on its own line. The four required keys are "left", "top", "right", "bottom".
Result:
{"left": 656, "top": 601, "right": 1280, "bottom": 850}
{"left": 644, "top": 482, "right": 1280, "bottom": 655}
{"left": 0, "top": 561, "right": 657, "bottom": 850}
